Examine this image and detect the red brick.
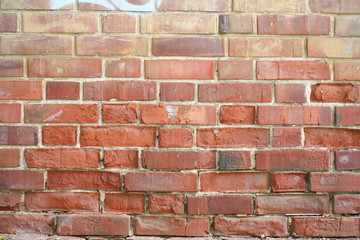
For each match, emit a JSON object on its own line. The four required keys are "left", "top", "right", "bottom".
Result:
{"left": 0, "top": 170, "right": 44, "bottom": 190}
{"left": 258, "top": 15, "right": 330, "bottom": 35}
{"left": 199, "top": 83, "right": 272, "bottom": 103}
{"left": 336, "top": 106, "right": 360, "bottom": 125}
{"left": 149, "top": 194, "right": 184, "bottom": 214}
{"left": 160, "top": 82, "right": 195, "bottom": 101}
{"left": 0, "top": 193, "right": 21, "bottom": 211}
{"left": 218, "top": 60, "right": 253, "bottom": 80}
{"left": 0, "top": 35, "right": 72, "bottom": 55}
{"left": 256, "top": 194, "right": 329, "bottom": 214}
{"left": 214, "top": 216, "right": 288, "bottom": 237}
{"left": 0, "top": 58, "right": 23, "bottom": 77}
{"left": 77, "top": 36, "right": 148, "bottom": 56}
{"left": 334, "top": 194, "right": 360, "bottom": 214}
{"left": 0, "top": 149, "right": 20, "bottom": 167}
{"left": 25, "top": 104, "right": 98, "bottom": 123}
{"left": 311, "top": 83, "right": 360, "bottom": 103}
{"left": 2, "top": 0, "right": 75, "bottom": 9}
{"left": 142, "top": 150, "right": 215, "bottom": 170}
{"left": 0, "top": 13, "right": 17, "bottom": 32}
{"left": 153, "top": 37, "right": 224, "bottom": 57}
{"left": 0, "top": 214, "right": 54, "bottom": 235}
{"left": 257, "top": 61, "right": 330, "bottom": 80}
{"left": 135, "top": 216, "right": 209, "bottom": 236}
{"left": 46, "top": 82, "right": 80, "bottom": 100}
{"left": 218, "top": 151, "right": 252, "bottom": 170}
{"left": 81, "top": 126, "right": 155, "bottom": 147}
{"left": 29, "top": 58, "right": 101, "bottom": 78}
{"left": 23, "top": 13, "right": 97, "bottom": 33}
{"left": 103, "top": 104, "right": 138, "bottom": 123}
{"left": 0, "top": 126, "right": 38, "bottom": 146}
{"left": 336, "top": 151, "right": 360, "bottom": 170}
{"left": 188, "top": 194, "right": 253, "bottom": 215}
{"left": 0, "top": 81, "right": 42, "bottom": 100}
{"left": 141, "top": 104, "right": 216, "bottom": 125}
{"left": 25, "top": 192, "right": 99, "bottom": 212}
{"left": 258, "top": 106, "right": 331, "bottom": 125}
{"left": 125, "top": 172, "right": 197, "bottom": 192}
{"left": 275, "top": 84, "right": 307, "bottom": 103}
{"left": 83, "top": 81, "right": 156, "bottom": 101}
{"left": 311, "top": 172, "right": 360, "bottom": 192}
{"left": 220, "top": 105, "right": 255, "bottom": 124}
{"left": 219, "top": 14, "right": 254, "bottom": 34}
{"left": 305, "top": 128, "right": 360, "bottom": 150}
{"left": 141, "top": 14, "right": 216, "bottom": 34}
{"left": 335, "top": 61, "right": 360, "bottom": 81}
{"left": 234, "top": 0, "right": 306, "bottom": 12}
{"left": 310, "top": 0, "right": 360, "bottom": 13}
{"left": 272, "top": 172, "right": 307, "bottom": 192}
{"left": 0, "top": 104, "right": 21, "bottom": 123}
{"left": 103, "top": 14, "right": 136, "bottom": 33}
{"left": 57, "top": 214, "right": 130, "bottom": 236}
{"left": 230, "top": 38, "right": 304, "bottom": 57}
{"left": 336, "top": 16, "right": 360, "bottom": 36}
{"left": 272, "top": 127, "right": 302, "bottom": 147}
{"left": 146, "top": 60, "right": 214, "bottom": 79}
{"left": 256, "top": 149, "right": 329, "bottom": 171}
{"left": 106, "top": 59, "right": 141, "bottom": 78}
{"left": 292, "top": 217, "right": 360, "bottom": 237}
{"left": 104, "top": 150, "right": 138, "bottom": 169}
{"left": 48, "top": 171, "right": 121, "bottom": 190}
{"left": 25, "top": 148, "right": 100, "bottom": 169}
{"left": 197, "top": 128, "right": 270, "bottom": 148}
{"left": 201, "top": 172, "right": 269, "bottom": 192}
{"left": 42, "top": 126, "right": 77, "bottom": 146}
{"left": 158, "top": 0, "right": 229, "bottom": 11}
{"left": 159, "top": 128, "right": 194, "bottom": 148}
{"left": 105, "top": 193, "right": 145, "bottom": 213}
{"left": 308, "top": 37, "right": 360, "bottom": 58}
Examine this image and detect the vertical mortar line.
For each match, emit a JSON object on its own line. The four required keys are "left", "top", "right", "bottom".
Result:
{"left": 331, "top": 15, "right": 335, "bottom": 36}
{"left": 18, "top": 10, "right": 23, "bottom": 33}
{"left": 99, "top": 190, "right": 105, "bottom": 213}
{"left": 98, "top": 12, "right": 103, "bottom": 33}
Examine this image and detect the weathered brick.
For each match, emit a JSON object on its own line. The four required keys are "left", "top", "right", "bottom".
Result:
{"left": 83, "top": 81, "right": 156, "bottom": 101}
{"left": 214, "top": 216, "right": 288, "bottom": 237}
{"left": 257, "top": 61, "right": 330, "bottom": 80}
{"left": 149, "top": 194, "right": 184, "bottom": 214}
{"left": 220, "top": 105, "right": 255, "bottom": 124}
{"left": 29, "top": 58, "right": 101, "bottom": 78}
{"left": 104, "top": 150, "right": 138, "bottom": 169}
{"left": 311, "top": 83, "right": 360, "bottom": 103}
{"left": 0, "top": 126, "right": 38, "bottom": 146}
{"left": 2, "top": 0, "right": 75, "bottom": 9}
{"left": 188, "top": 194, "right": 253, "bottom": 215}
{"left": 234, "top": 0, "right": 306, "bottom": 12}
{"left": 0, "top": 13, "right": 17, "bottom": 32}
{"left": 272, "top": 127, "right": 302, "bottom": 147}
{"left": 141, "top": 104, "right": 216, "bottom": 125}
{"left": 125, "top": 172, "right": 197, "bottom": 192}
{"left": 161, "top": 82, "right": 195, "bottom": 101}
{"left": 258, "top": 15, "right": 330, "bottom": 35}
{"left": 135, "top": 216, "right": 209, "bottom": 236}
{"left": 46, "top": 82, "right": 80, "bottom": 100}
{"left": 159, "top": 128, "right": 194, "bottom": 148}
{"left": 197, "top": 128, "right": 270, "bottom": 148}
{"left": 0, "top": 81, "right": 42, "bottom": 100}
{"left": 105, "top": 193, "right": 145, "bottom": 213}
{"left": 102, "top": 104, "right": 138, "bottom": 123}
{"left": 218, "top": 60, "right": 253, "bottom": 80}
{"left": 334, "top": 194, "right": 360, "bottom": 214}
{"left": 57, "top": 214, "right": 130, "bottom": 236}
{"left": 78, "top": 0, "right": 148, "bottom": 11}
{"left": 201, "top": 172, "right": 269, "bottom": 192}
{"left": 275, "top": 84, "right": 307, "bottom": 103}
{"left": 81, "top": 126, "right": 155, "bottom": 147}
{"left": 77, "top": 36, "right": 149, "bottom": 56}
{"left": 311, "top": 172, "right": 360, "bottom": 192}
{"left": 0, "top": 149, "right": 20, "bottom": 167}
{"left": 0, "top": 170, "right": 44, "bottom": 190}
{"left": 0, "top": 58, "right": 23, "bottom": 77}
{"left": 25, "top": 192, "right": 99, "bottom": 212}
{"left": 336, "top": 106, "right": 360, "bottom": 125}
{"left": 336, "top": 16, "right": 360, "bottom": 36}
{"left": 230, "top": 38, "right": 304, "bottom": 57}
{"left": 308, "top": 38, "right": 360, "bottom": 58}
{"left": 272, "top": 172, "right": 307, "bottom": 192}
{"left": 106, "top": 59, "right": 141, "bottom": 78}
{"left": 42, "top": 126, "right": 76, "bottom": 146}
{"left": 0, "top": 104, "right": 21, "bottom": 123}
{"left": 158, "top": 0, "right": 229, "bottom": 11}
{"left": 305, "top": 128, "right": 360, "bottom": 150}
{"left": 0, "top": 214, "right": 54, "bottom": 235}
{"left": 218, "top": 151, "right": 252, "bottom": 170}
{"left": 310, "top": 0, "right": 360, "bottom": 13}
{"left": 0, "top": 193, "right": 21, "bottom": 211}
{"left": 141, "top": 14, "right": 217, "bottom": 34}
{"left": 335, "top": 62, "right": 360, "bottom": 81}
{"left": 336, "top": 151, "right": 360, "bottom": 170}
{"left": 0, "top": 35, "right": 72, "bottom": 55}
{"left": 103, "top": 14, "right": 136, "bottom": 33}
{"left": 142, "top": 150, "right": 215, "bottom": 170}
{"left": 146, "top": 60, "right": 214, "bottom": 79}
{"left": 48, "top": 171, "right": 121, "bottom": 190}
{"left": 25, "top": 148, "right": 100, "bottom": 168}
{"left": 219, "top": 14, "right": 253, "bottom": 34}
{"left": 199, "top": 83, "right": 272, "bottom": 102}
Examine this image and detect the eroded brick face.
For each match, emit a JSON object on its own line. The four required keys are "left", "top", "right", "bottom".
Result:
{"left": 1, "top": 0, "right": 360, "bottom": 239}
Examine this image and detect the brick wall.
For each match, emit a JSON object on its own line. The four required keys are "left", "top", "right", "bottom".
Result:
{"left": 1, "top": 0, "right": 360, "bottom": 239}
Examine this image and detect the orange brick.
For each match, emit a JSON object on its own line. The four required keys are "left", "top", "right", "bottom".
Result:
{"left": 159, "top": 128, "right": 194, "bottom": 147}
{"left": 149, "top": 194, "right": 184, "bottom": 214}
{"left": 105, "top": 193, "right": 145, "bottom": 213}
{"left": 220, "top": 105, "right": 255, "bottom": 124}
{"left": 311, "top": 83, "right": 360, "bottom": 103}
{"left": 42, "top": 126, "right": 77, "bottom": 146}
{"left": 104, "top": 150, "right": 138, "bottom": 169}
{"left": 103, "top": 14, "right": 136, "bottom": 33}
{"left": 102, "top": 104, "right": 138, "bottom": 123}
{"left": 272, "top": 172, "right": 307, "bottom": 192}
